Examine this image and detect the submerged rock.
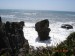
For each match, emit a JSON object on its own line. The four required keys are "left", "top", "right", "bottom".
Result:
{"left": 0, "top": 17, "right": 29, "bottom": 56}
{"left": 35, "top": 19, "right": 51, "bottom": 41}
{"left": 61, "top": 24, "right": 73, "bottom": 29}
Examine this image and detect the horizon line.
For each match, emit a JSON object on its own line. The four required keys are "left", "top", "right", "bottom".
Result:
{"left": 0, "top": 8, "right": 75, "bottom": 12}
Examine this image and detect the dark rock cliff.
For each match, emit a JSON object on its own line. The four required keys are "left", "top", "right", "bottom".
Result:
{"left": 0, "top": 17, "right": 29, "bottom": 56}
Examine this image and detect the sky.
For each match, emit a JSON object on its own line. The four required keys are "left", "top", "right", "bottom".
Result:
{"left": 0, "top": 0, "right": 75, "bottom": 12}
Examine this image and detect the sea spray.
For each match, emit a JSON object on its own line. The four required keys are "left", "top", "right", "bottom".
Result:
{"left": 23, "top": 22, "right": 75, "bottom": 48}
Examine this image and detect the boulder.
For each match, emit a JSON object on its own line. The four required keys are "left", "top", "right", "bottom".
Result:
{"left": 35, "top": 19, "right": 51, "bottom": 41}
{"left": 61, "top": 24, "right": 73, "bottom": 29}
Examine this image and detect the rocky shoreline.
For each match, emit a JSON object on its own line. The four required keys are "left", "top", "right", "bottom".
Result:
{"left": 0, "top": 17, "right": 75, "bottom": 56}
{"left": 0, "top": 17, "right": 51, "bottom": 56}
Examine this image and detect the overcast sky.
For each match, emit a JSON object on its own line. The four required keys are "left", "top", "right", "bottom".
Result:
{"left": 0, "top": 0, "right": 75, "bottom": 11}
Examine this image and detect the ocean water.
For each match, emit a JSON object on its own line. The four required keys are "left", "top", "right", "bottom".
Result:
{"left": 0, "top": 9, "right": 75, "bottom": 48}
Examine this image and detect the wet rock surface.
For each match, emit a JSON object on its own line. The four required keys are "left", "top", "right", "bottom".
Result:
{"left": 61, "top": 24, "right": 73, "bottom": 29}
{"left": 0, "top": 17, "right": 29, "bottom": 56}
{"left": 35, "top": 19, "right": 51, "bottom": 41}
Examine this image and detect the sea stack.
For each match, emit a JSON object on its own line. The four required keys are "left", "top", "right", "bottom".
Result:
{"left": 35, "top": 19, "right": 51, "bottom": 41}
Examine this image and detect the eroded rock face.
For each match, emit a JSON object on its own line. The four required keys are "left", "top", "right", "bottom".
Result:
{"left": 35, "top": 19, "right": 51, "bottom": 41}
{"left": 0, "top": 23, "right": 7, "bottom": 50}
{"left": 0, "top": 17, "right": 29, "bottom": 56}
{"left": 0, "top": 17, "right": 2, "bottom": 23}
{"left": 61, "top": 24, "right": 73, "bottom": 29}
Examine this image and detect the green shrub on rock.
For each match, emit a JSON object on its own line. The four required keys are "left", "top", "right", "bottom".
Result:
{"left": 66, "top": 32, "right": 75, "bottom": 48}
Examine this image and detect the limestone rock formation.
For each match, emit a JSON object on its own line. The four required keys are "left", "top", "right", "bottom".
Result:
{"left": 0, "top": 17, "right": 29, "bottom": 56}
{"left": 35, "top": 19, "right": 51, "bottom": 41}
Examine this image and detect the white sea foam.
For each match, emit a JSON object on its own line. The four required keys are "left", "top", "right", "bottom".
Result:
{"left": 23, "top": 13, "right": 36, "bottom": 15}
{"left": 23, "top": 22, "right": 75, "bottom": 48}
{"left": 13, "top": 12, "right": 19, "bottom": 13}
{"left": 1, "top": 15, "right": 15, "bottom": 18}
